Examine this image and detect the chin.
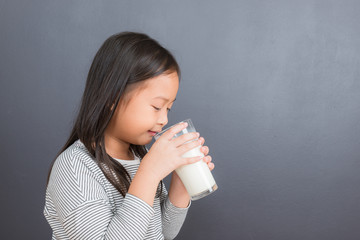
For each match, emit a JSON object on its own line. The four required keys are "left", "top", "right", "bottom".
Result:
{"left": 143, "top": 138, "right": 153, "bottom": 145}
{"left": 133, "top": 137, "right": 152, "bottom": 146}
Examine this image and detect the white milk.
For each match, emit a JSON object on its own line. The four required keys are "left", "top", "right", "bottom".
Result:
{"left": 176, "top": 145, "right": 217, "bottom": 199}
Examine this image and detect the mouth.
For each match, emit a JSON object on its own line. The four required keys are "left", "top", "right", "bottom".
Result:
{"left": 148, "top": 130, "right": 159, "bottom": 137}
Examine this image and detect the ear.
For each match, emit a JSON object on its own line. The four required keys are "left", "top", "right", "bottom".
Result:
{"left": 110, "top": 103, "right": 115, "bottom": 111}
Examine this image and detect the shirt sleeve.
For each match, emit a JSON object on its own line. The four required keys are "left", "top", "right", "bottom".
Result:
{"left": 46, "top": 151, "right": 155, "bottom": 240}
{"left": 159, "top": 181, "right": 191, "bottom": 240}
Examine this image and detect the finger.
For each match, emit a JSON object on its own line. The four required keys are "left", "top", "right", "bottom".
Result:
{"left": 199, "top": 137, "right": 205, "bottom": 145}
{"left": 200, "top": 145, "right": 209, "bottom": 155}
{"left": 161, "top": 122, "right": 188, "bottom": 141}
{"left": 209, "top": 162, "right": 215, "bottom": 171}
{"left": 178, "top": 138, "right": 202, "bottom": 155}
{"left": 203, "top": 155, "right": 212, "bottom": 163}
{"left": 173, "top": 132, "right": 199, "bottom": 147}
{"left": 182, "top": 155, "right": 203, "bottom": 165}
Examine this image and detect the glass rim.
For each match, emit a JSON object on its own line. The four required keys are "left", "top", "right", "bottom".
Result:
{"left": 154, "top": 118, "right": 192, "bottom": 139}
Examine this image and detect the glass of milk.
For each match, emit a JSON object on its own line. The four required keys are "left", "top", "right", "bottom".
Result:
{"left": 154, "top": 119, "right": 218, "bottom": 200}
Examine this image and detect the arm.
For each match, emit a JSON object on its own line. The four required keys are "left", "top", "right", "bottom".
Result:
{"left": 160, "top": 172, "right": 191, "bottom": 240}
{"left": 46, "top": 153, "right": 159, "bottom": 240}
{"left": 168, "top": 171, "right": 191, "bottom": 207}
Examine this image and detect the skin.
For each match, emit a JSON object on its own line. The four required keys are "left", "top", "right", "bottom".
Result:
{"left": 104, "top": 71, "right": 214, "bottom": 208}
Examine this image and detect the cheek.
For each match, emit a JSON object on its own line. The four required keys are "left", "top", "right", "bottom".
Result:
{"left": 115, "top": 101, "right": 157, "bottom": 134}
{"left": 127, "top": 106, "right": 155, "bottom": 128}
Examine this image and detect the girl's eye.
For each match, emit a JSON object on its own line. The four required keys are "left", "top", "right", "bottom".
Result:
{"left": 153, "top": 106, "right": 171, "bottom": 112}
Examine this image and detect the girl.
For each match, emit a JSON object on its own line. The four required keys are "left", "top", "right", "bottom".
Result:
{"left": 44, "top": 32, "right": 214, "bottom": 240}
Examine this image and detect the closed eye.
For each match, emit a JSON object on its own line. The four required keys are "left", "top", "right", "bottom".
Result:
{"left": 153, "top": 106, "right": 171, "bottom": 112}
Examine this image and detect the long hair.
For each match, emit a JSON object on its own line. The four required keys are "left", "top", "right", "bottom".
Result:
{"left": 47, "top": 32, "right": 180, "bottom": 197}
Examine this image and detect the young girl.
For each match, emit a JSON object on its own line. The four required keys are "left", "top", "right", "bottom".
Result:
{"left": 44, "top": 32, "right": 214, "bottom": 240}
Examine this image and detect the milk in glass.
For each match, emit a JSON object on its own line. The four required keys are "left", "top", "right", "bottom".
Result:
{"left": 176, "top": 145, "right": 217, "bottom": 199}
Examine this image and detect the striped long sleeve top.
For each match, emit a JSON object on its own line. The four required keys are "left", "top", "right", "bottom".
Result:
{"left": 44, "top": 139, "right": 190, "bottom": 240}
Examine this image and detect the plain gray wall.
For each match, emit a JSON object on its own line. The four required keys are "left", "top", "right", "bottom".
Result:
{"left": 1, "top": 0, "right": 360, "bottom": 239}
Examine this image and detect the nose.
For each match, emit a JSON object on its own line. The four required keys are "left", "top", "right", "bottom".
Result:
{"left": 158, "top": 111, "right": 168, "bottom": 127}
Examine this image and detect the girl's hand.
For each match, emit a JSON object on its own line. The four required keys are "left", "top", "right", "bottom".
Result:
{"left": 199, "top": 137, "right": 215, "bottom": 171}
{"left": 142, "top": 122, "right": 203, "bottom": 181}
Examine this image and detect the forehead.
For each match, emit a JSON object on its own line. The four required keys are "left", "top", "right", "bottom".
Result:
{"left": 133, "top": 72, "right": 179, "bottom": 101}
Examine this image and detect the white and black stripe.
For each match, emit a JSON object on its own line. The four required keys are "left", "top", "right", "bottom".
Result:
{"left": 44, "top": 139, "right": 190, "bottom": 240}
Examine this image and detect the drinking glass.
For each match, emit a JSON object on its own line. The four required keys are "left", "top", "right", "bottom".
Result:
{"left": 154, "top": 119, "right": 218, "bottom": 200}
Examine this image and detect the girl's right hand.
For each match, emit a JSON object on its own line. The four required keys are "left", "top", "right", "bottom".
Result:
{"left": 141, "top": 122, "right": 203, "bottom": 181}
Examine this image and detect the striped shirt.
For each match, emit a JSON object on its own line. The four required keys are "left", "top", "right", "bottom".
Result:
{"left": 44, "top": 139, "right": 190, "bottom": 240}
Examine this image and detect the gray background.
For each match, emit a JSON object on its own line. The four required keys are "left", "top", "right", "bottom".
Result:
{"left": 1, "top": 0, "right": 360, "bottom": 239}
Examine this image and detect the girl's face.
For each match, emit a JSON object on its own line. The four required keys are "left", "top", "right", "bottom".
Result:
{"left": 105, "top": 72, "right": 179, "bottom": 151}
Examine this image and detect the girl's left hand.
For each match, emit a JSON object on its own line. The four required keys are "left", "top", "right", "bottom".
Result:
{"left": 198, "top": 137, "right": 215, "bottom": 171}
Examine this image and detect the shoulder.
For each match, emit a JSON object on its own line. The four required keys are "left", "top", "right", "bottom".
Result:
{"left": 55, "top": 140, "right": 94, "bottom": 165}
{"left": 45, "top": 140, "right": 112, "bottom": 219}
{"left": 50, "top": 140, "right": 100, "bottom": 182}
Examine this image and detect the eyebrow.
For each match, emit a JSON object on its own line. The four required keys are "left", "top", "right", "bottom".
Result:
{"left": 153, "top": 96, "right": 176, "bottom": 102}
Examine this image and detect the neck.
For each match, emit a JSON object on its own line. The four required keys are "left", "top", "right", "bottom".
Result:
{"left": 104, "top": 134, "right": 134, "bottom": 160}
